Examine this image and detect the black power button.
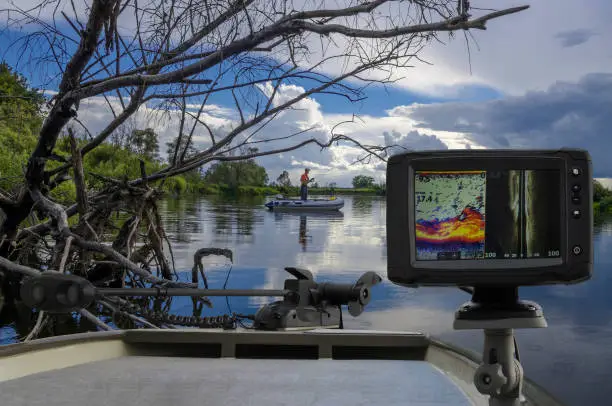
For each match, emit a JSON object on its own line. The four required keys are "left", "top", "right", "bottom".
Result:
{"left": 572, "top": 245, "right": 582, "bottom": 255}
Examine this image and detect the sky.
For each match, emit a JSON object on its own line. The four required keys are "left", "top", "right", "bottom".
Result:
{"left": 1, "top": 0, "right": 611, "bottom": 187}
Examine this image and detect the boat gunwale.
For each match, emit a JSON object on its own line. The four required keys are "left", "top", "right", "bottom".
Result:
{"left": 0, "top": 328, "right": 566, "bottom": 405}
{"left": 0, "top": 330, "right": 125, "bottom": 357}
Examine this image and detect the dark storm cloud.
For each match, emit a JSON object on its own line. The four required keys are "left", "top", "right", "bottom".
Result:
{"left": 403, "top": 73, "right": 612, "bottom": 176}
{"left": 555, "top": 29, "right": 597, "bottom": 48}
{"left": 383, "top": 130, "right": 448, "bottom": 156}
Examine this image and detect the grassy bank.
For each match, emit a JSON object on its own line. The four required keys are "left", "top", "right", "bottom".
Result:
{"left": 181, "top": 185, "right": 385, "bottom": 197}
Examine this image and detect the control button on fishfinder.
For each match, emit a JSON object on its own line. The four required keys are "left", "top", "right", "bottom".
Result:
{"left": 572, "top": 245, "right": 582, "bottom": 255}
{"left": 571, "top": 195, "right": 581, "bottom": 204}
{"left": 571, "top": 167, "right": 581, "bottom": 176}
{"left": 571, "top": 184, "right": 581, "bottom": 192}
{"left": 572, "top": 210, "right": 581, "bottom": 219}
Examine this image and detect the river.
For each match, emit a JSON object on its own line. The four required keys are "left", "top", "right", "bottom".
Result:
{"left": 1, "top": 195, "right": 611, "bottom": 406}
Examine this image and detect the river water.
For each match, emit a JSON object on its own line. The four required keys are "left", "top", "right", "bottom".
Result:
{"left": 1, "top": 195, "right": 611, "bottom": 406}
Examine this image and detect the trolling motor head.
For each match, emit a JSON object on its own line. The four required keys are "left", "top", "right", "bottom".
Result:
{"left": 20, "top": 267, "right": 382, "bottom": 330}
{"left": 253, "top": 267, "right": 382, "bottom": 330}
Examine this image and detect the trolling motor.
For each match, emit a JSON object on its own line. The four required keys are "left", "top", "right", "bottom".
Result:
{"left": 20, "top": 267, "right": 382, "bottom": 331}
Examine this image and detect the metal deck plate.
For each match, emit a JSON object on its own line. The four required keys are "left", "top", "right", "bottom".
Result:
{"left": 0, "top": 356, "right": 475, "bottom": 406}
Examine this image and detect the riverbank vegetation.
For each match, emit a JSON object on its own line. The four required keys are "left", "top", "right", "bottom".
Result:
{"left": 593, "top": 180, "right": 612, "bottom": 213}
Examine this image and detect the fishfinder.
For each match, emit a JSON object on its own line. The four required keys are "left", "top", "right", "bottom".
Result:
{"left": 387, "top": 148, "right": 593, "bottom": 287}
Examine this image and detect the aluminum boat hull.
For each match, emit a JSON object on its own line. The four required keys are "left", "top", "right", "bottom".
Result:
{"left": 0, "top": 329, "right": 563, "bottom": 406}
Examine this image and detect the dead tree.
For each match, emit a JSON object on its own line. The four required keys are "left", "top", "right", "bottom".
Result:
{"left": 0, "top": 0, "right": 528, "bottom": 335}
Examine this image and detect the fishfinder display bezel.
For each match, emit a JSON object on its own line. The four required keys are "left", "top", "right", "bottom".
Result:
{"left": 386, "top": 149, "right": 593, "bottom": 287}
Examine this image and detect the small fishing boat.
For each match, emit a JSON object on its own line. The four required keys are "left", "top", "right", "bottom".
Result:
{"left": 265, "top": 196, "right": 344, "bottom": 211}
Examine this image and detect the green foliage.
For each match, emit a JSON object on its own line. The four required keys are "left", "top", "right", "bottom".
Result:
{"left": 80, "top": 142, "right": 161, "bottom": 182}
{"left": 0, "top": 62, "right": 44, "bottom": 134}
{"left": 593, "top": 180, "right": 608, "bottom": 202}
{"left": 0, "top": 62, "right": 44, "bottom": 191}
{"left": 49, "top": 180, "right": 77, "bottom": 205}
{"left": 234, "top": 186, "right": 279, "bottom": 196}
{"left": 352, "top": 175, "right": 375, "bottom": 189}
{"left": 204, "top": 160, "right": 268, "bottom": 188}
{"left": 373, "top": 181, "right": 386, "bottom": 195}
{"left": 162, "top": 176, "right": 187, "bottom": 195}
{"left": 592, "top": 180, "right": 612, "bottom": 214}
{"left": 127, "top": 128, "right": 159, "bottom": 160}
{"left": 598, "top": 195, "right": 612, "bottom": 212}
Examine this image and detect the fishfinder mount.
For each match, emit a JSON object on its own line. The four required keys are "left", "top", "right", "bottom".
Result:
{"left": 454, "top": 286, "right": 547, "bottom": 406}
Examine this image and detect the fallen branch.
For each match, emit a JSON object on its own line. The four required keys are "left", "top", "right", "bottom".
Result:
{"left": 79, "top": 308, "right": 113, "bottom": 331}
{"left": 58, "top": 235, "right": 74, "bottom": 273}
{"left": 99, "top": 299, "right": 160, "bottom": 329}
{"left": 68, "top": 128, "right": 89, "bottom": 216}
{"left": 24, "top": 311, "right": 47, "bottom": 342}
{"left": 0, "top": 256, "right": 42, "bottom": 277}
{"left": 30, "top": 186, "right": 194, "bottom": 288}
{"left": 192, "top": 248, "right": 233, "bottom": 288}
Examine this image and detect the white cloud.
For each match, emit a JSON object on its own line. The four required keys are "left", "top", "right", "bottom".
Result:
{"left": 70, "top": 82, "right": 470, "bottom": 188}
{"left": 406, "top": 0, "right": 612, "bottom": 96}
{"left": 75, "top": 96, "right": 235, "bottom": 153}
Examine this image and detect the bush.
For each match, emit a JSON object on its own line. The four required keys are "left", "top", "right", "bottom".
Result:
{"left": 49, "top": 181, "right": 76, "bottom": 204}
{"left": 598, "top": 195, "right": 612, "bottom": 212}
{"left": 162, "top": 176, "right": 187, "bottom": 195}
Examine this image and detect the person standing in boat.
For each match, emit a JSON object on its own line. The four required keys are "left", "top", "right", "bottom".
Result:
{"left": 300, "top": 168, "right": 314, "bottom": 200}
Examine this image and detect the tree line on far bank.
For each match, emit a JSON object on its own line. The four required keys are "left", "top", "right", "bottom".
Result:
{"left": 593, "top": 180, "right": 612, "bottom": 213}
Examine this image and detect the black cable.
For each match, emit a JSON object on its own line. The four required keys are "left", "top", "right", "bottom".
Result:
{"left": 223, "top": 264, "right": 233, "bottom": 313}
{"left": 222, "top": 265, "right": 252, "bottom": 329}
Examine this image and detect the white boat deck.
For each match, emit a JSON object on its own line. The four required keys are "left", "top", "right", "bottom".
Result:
{"left": 0, "top": 329, "right": 562, "bottom": 406}
{"left": 0, "top": 356, "right": 474, "bottom": 406}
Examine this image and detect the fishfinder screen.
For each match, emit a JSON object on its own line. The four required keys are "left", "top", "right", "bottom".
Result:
{"left": 414, "top": 170, "right": 561, "bottom": 261}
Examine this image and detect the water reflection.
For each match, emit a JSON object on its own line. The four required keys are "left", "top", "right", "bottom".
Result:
{"left": 351, "top": 195, "right": 373, "bottom": 215}
{"left": 271, "top": 211, "right": 345, "bottom": 252}
{"left": 159, "top": 197, "right": 202, "bottom": 243}
{"left": 299, "top": 216, "right": 308, "bottom": 250}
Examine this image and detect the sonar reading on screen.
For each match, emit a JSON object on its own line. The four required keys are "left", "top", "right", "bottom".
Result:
{"left": 414, "top": 170, "right": 561, "bottom": 262}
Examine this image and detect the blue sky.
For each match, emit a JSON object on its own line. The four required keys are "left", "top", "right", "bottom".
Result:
{"left": 1, "top": 0, "right": 611, "bottom": 187}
